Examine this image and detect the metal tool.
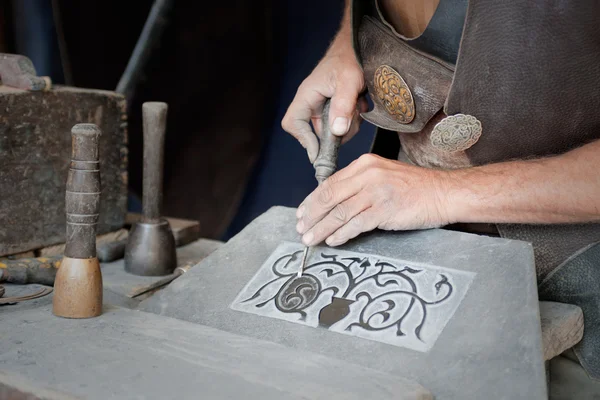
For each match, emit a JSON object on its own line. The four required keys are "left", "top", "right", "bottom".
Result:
{"left": 298, "top": 99, "right": 341, "bottom": 277}
{"left": 53, "top": 124, "right": 104, "bottom": 318}
{"left": 129, "top": 264, "right": 192, "bottom": 298}
{"left": 125, "top": 102, "right": 177, "bottom": 276}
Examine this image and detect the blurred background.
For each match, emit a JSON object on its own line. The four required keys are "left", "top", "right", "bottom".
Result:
{"left": 0, "top": 0, "right": 375, "bottom": 241}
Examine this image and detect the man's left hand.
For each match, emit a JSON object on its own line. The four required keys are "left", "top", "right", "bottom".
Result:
{"left": 296, "top": 154, "right": 451, "bottom": 246}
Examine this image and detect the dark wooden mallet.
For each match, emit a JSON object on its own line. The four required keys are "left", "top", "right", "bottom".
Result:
{"left": 124, "top": 102, "right": 177, "bottom": 276}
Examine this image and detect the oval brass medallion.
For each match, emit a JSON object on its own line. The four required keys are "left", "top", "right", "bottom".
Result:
{"left": 374, "top": 65, "right": 415, "bottom": 124}
{"left": 430, "top": 114, "right": 482, "bottom": 152}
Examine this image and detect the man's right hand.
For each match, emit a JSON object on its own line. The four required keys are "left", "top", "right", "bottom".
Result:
{"left": 282, "top": 23, "right": 367, "bottom": 163}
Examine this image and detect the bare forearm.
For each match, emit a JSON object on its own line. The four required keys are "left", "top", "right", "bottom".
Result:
{"left": 330, "top": 0, "right": 352, "bottom": 51}
{"left": 445, "top": 140, "right": 600, "bottom": 224}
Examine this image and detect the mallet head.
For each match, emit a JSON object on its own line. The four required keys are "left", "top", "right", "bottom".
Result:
{"left": 124, "top": 219, "right": 177, "bottom": 276}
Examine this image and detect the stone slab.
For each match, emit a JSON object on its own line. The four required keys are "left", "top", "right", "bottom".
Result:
{"left": 101, "top": 238, "right": 223, "bottom": 302}
{"left": 0, "top": 370, "right": 81, "bottom": 400}
{"left": 231, "top": 241, "right": 476, "bottom": 352}
{"left": 540, "top": 301, "right": 584, "bottom": 361}
{"left": 141, "top": 206, "right": 547, "bottom": 399}
{"left": 0, "top": 305, "right": 432, "bottom": 400}
{"left": 0, "top": 239, "right": 224, "bottom": 313}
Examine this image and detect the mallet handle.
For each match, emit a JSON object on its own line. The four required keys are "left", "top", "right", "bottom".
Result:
{"left": 65, "top": 124, "right": 101, "bottom": 259}
{"left": 142, "top": 102, "right": 168, "bottom": 223}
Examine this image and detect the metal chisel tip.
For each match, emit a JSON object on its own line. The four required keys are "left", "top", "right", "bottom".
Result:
{"left": 298, "top": 246, "right": 309, "bottom": 277}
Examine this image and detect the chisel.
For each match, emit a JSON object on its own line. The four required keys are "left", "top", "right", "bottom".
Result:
{"left": 298, "top": 99, "right": 340, "bottom": 277}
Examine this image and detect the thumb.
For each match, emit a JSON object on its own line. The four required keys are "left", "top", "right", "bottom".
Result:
{"left": 328, "top": 78, "right": 362, "bottom": 136}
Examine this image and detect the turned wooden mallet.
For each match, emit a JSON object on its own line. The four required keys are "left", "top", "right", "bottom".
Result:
{"left": 53, "top": 123, "right": 103, "bottom": 318}
{"left": 124, "top": 102, "right": 177, "bottom": 276}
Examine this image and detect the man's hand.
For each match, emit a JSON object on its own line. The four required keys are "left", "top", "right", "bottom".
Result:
{"left": 296, "top": 139, "right": 600, "bottom": 247}
{"left": 281, "top": 5, "right": 367, "bottom": 163}
{"left": 296, "top": 154, "right": 451, "bottom": 246}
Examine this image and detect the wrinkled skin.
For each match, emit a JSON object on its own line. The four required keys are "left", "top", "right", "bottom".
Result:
{"left": 295, "top": 154, "right": 450, "bottom": 246}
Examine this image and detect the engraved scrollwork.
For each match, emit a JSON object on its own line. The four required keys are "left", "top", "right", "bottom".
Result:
{"left": 346, "top": 273, "right": 453, "bottom": 341}
{"left": 430, "top": 113, "right": 483, "bottom": 152}
{"left": 373, "top": 65, "right": 415, "bottom": 124}
{"left": 242, "top": 252, "right": 455, "bottom": 343}
{"left": 275, "top": 274, "right": 321, "bottom": 313}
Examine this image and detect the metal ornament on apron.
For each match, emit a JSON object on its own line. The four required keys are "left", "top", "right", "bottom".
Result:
{"left": 430, "top": 113, "right": 482, "bottom": 152}
{"left": 373, "top": 65, "right": 416, "bottom": 124}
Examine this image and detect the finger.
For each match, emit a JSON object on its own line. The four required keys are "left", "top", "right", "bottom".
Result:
{"left": 329, "top": 75, "right": 363, "bottom": 136}
{"left": 325, "top": 208, "right": 380, "bottom": 246}
{"left": 301, "top": 193, "right": 371, "bottom": 246}
{"left": 340, "top": 96, "right": 368, "bottom": 144}
{"left": 341, "top": 108, "right": 363, "bottom": 145}
{"left": 311, "top": 115, "right": 323, "bottom": 138}
{"left": 296, "top": 153, "right": 384, "bottom": 221}
{"left": 282, "top": 85, "right": 327, "bottom": 163}
{"left": 318, "top": 153, "right": 383, "bottom": 187}
{"left": 297, "top": 174, "right": 365, "bottom": 235}
{"left": 358, "top": 95, "right": 369, "bottom": 114}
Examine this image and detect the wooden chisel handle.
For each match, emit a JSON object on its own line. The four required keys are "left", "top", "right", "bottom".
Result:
{"left": 0, "top": 256, "right": 61, "bottom": 285}
{"left": 65, "top": 124, "right": 101, "bottom": 259}
{"left": 313, "top": 99, "right": 341, "bottom": 185}
{"left": 142, "top": 102, "right": 168, "bottom": 223}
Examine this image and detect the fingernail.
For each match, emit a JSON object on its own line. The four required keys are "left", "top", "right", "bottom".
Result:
{"left": 302, "top": 232, "right": 314, "bottom": 246}
{"left": 296, "top": 220, "right": 305, "bottom": 234}
{"left": 331, "top": 117, "right": 349, "bottom": 136}
{"left": 297, "top": 205, "right": 305, "bottom": 218}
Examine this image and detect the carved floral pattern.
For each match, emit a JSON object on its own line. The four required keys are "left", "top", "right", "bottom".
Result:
{"left": 241, "top": 250, "right": 454, "bottom": 343}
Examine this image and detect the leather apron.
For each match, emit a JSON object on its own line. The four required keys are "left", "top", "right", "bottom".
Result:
{"left": 352, "top": 0, "right": 600, "bottom": 379}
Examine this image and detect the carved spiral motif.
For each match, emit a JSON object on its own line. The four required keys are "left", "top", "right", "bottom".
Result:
{"left": 373, "top": 65, "right": 415, "bottom": 124}
{"left": 275, "top": 275, "right": 321, "bottom": 312}
{"left": 430, "top": 114, "right": 483, "bottom": 152}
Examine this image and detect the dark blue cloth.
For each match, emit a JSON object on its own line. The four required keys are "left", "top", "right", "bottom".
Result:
{"left": 224, "top": 0, "right": 376, "bottom": 240}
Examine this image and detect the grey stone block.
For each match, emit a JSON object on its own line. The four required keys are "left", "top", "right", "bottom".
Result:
{"left": 540, "top": 301, "right": 584, "bottom": 361}
{"left": 0, "top": 305, "right": 432, "bottom": 400}
{"left": 141, "top": 206, "right": 547, "bottom": 399}
{"left": 101, "top": 238, "right": 223, "bottom": 305}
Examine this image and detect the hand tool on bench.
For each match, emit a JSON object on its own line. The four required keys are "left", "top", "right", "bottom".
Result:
{"left": 0, "top": 53, "right": 52, "bottom": 91}
{"left": 298, "top": 99, "right": 340, "bottom": 277}
{"left": 53, "top": 124, "right": 104, "bottom": 318}
{"left": 125, "top": 102, "right": 177, "bottom": 276}
{"left": 129, "top": 264, "right": 193, "bottom": 298}
{"left": 0, "top": 256, "right": 61, "bottom": 285}
{"left": 96, "top": 215, "right": 200, "bottom": 262}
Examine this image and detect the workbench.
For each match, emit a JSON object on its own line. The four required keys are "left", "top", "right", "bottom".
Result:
{"left": 0, "top": 208, "right": 586, "bottom": 399}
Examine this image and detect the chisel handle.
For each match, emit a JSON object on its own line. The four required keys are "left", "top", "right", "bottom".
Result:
{"left": 313, "top": 99, "right": 341, "bottom": 185}
{"left": 142, "top": 102, "right": 168, "bottom": 223}
{"left": 0, "top": 256, "right": 61, "bottom": 285}
{"left": 65, "top": 124, "right": 101, "bottom": 259}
